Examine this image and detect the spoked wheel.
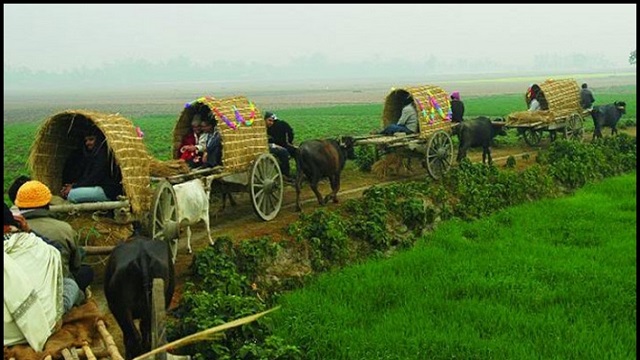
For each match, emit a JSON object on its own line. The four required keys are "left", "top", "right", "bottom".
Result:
{"left": 564, "top": 113, "right": 585, "bottom": 142}
{"left": 425, "top": 130, "right": 453, "bottom": 180}
{"left": 250, "top": 153, "right": 283, "bottom": 221}
{"left": 523, "top": 128, "right": 543, "bottom": 147}
{"left": 151, "top": 179, "right": 180, "bottom": 263}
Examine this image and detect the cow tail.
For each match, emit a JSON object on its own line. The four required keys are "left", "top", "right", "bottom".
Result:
{"left": 291, "top": 146, "right": 301, "bottom": 173}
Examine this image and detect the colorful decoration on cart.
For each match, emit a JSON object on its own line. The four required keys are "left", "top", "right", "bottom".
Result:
{"left": 246, "top": 101, "right": 256, "bottom": 126}
{"left": 420, "top": 91, "right": 450, "bottom": 125}
{"left": 213, "top": 107, "right": 237, "bottom": 130}
{"left": 233, "top": 105, "right": 246, "bottom": 125}
{"left": 185, "top": 96, "right": 215, "bottom": 108}
{"left": 415, "top": 98, "right": 428, "bottom": 121}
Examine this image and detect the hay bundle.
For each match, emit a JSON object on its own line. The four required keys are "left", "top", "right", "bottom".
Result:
{"left": 67, "top": 214, "right": 133, "bottom": 248}
{"left": 506, "top": 110, "right": 554, "bottom": 126}
{"left": 28, "top": 110, "right": 152, "bottom": 215}
{"left": 172, "top": 95, "right": 268, "bottom": 173}
{"left": 371, "top": 153, "right": 412, "bottom": 179}
{"left": 149, "top": 157, "right": 191, "bottom": 177}
{"left": 382, "top": 85, "right": 453, "bottom": 139}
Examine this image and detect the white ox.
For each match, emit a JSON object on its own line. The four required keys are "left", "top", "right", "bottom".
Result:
{"left": 172, "top": 177, "right": 214, "bottom": 263}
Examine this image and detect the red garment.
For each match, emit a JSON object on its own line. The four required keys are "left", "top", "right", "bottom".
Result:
{"left": 179, "top": 132, "right": 202, "bottom": 164}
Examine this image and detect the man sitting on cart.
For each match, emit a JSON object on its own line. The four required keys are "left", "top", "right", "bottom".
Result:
{"left": 197, "top": 111, "right": 223, "bottom": 168}
{"left": 60, "top": 125, "right": 123, "bottom": 203}
{"left": 378, "top": 95, "right": 418, "bottom": 135}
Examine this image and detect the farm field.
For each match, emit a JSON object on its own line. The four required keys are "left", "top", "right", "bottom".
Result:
{"left": 3, "top": 72, "right": 636, "bottom": 357}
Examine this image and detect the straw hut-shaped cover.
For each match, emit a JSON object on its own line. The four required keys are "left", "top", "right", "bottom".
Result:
{"left": 28, "top": 110, "right": 152, "bottom": 215}
{"left": 383, "top": 85, "right": 453, "bottom": 138}
{"left": 507, "top": 78, "right": 581, "bottom": 125}
{"left": 172, "top": 95, "right": 268, "bottom": 172}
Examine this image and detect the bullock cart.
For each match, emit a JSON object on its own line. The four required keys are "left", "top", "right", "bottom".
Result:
{"left": 505, "top": 78, "right": 587, "bottom": 147}
{"left": 27, "top": 98, "right": 284, "bottom": 262}
{"left": 24, "top": 111, "right": 192, "bottom": 359}
{"left": 27, "top": 110, "right": 178, "bottom": 246}
{"left": 354, "top": 84, "right": 456, "bottom": 180}
{"left": 168, "top": 94, "right": 284, "bottom": 219}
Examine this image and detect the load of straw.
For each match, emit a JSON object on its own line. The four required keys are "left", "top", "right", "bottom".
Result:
{"left": 506, "top": 110, "right": 554, "bottom": 126}
{"left": 371, "top": 153, "right": 413, "bottom": 179}
{"left": 149, "top": 157, "right": 191, "bottom": 177}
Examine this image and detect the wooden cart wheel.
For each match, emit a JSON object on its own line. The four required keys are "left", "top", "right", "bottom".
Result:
{"left": 564, "top": 113, "right": 585, "bottom": 142}
{"left": 425, "top": 130, "right": 453, "bottom": 180}
{"left": 151, "top": 179, "right": 180, "bottom": 263}
{"left": 250, "top": 153, "right": 283, "bottom": 221}
{"left": 523, "top": 128, "right": 543, "bottom": 147}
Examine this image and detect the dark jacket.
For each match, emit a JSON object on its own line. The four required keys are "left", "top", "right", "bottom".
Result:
{"left": 580, "top": 88, "right": 595, "bottom": 109}
{"left": 72, "top": 139, "right": 123, "bottom": 200}
{"left": 267, "top": 119, "right": 295, "bottom": 151}
{"left": 451, "top": 99, "right": 465, "bottom": 122}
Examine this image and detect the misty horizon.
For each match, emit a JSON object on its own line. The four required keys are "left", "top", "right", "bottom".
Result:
{"left": 4, "top": 4, "right": 636, "bottom": 91}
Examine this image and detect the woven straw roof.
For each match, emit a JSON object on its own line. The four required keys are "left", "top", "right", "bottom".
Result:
{"left": 508, "top": 78, "right": 581, "bottom": 125}
{"left": 383, "top": 85, "right": 453, "bottom": 138}
{"left": 537, "top": 78, "right": 581, "bottom": 116}
{"left": 172, "top": 95, "right": 268, "bottom": 172}
{"left": 27, "top": 110, "right": 152, "bottom": 215}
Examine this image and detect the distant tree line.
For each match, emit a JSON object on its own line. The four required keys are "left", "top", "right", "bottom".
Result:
{"left": 4, "top": 52, "right": 620, "bottom": 91}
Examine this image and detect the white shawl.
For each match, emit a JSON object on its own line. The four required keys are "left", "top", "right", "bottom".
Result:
{"left": 4, "top": 231, "right": 64, "bottom": 351}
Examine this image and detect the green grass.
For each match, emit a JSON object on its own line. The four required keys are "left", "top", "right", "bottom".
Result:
{"left": 268, "top": 172, "right": 637, "bottom": 359}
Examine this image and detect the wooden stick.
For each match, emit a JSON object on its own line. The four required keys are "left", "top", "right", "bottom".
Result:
{"left": 82, "top": 246, "right": 116, "bottom": 255}
{"left": 49, "top": 200, "right": 130, "bottom": 213}
{"left": 82, "top": 342, "right": 98, "bottom": 360}
{"left": 97, "top": 320, "right": 125, "bottom": 360}
{"left": 132, "top": 306, "right": 280, "bottom": 360}
{"left": 61, "top": 348, "right": 73, "bottom": 360}
{"left": 70, "top": 347, "right": 81, "bottom": 360}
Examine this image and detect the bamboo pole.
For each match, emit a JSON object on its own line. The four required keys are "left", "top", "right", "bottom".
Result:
{"left": 132, "top": 306, "right": 280, "bottom": 360}
{"left": 49, "top": 200, "right": 130, "bottom": 213}
{"left": 70, "top": 347, "right": 81, "bottom": 360}
{"left": 82, "top": 342, "right": 97, "bottom": 360}
{"left": 82, "top": 246, "right": 116, "bottom": 255}
{"left": 96, "top": 320, "right": 125, "bottom": 360}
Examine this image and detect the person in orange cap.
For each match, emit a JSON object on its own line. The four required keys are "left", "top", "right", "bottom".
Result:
{"left": 15, "top": 180, "right": 93, "bottom": 312}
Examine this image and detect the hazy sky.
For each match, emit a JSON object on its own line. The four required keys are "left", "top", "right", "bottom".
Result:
{"left": 4, "top": 4, "right": 637, "bottom": 72}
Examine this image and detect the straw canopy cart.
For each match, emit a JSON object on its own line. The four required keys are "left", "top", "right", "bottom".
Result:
{"left": 28, "top": 109, "right": 156, "bottom": 223}
{"left": 354, "top": 85, "right": 455, "bottom": 179}
{"left": 170, "top": 95, "right": 284, "bottom": 221}
{"left": 504, "top": 78, "right": 587, "bottom": 146}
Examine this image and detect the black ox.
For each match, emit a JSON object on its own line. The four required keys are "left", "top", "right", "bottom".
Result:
{"left": 590, "top": 101, "right": 626, "bottom": 140}
{"left": 456, "top": 116, "right": 508, "bottom": 165}
{"left": 104, "top": 235, "right": 175, "bottom": 359}
{"left": 294, "top": 136, "right": 355, "bottom": 212}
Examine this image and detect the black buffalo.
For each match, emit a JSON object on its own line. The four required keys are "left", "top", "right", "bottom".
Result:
{"left": 456, "top": 116, "right": 508, "bottom": 165}
{"left": 590, "top": 101, "right": 626, "bottom": 140}
{"left": 104, "top": 235, "right": 175, "bottom": 359}
{"left": 294, "top": 136, "right": 355, "bottom": 212}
